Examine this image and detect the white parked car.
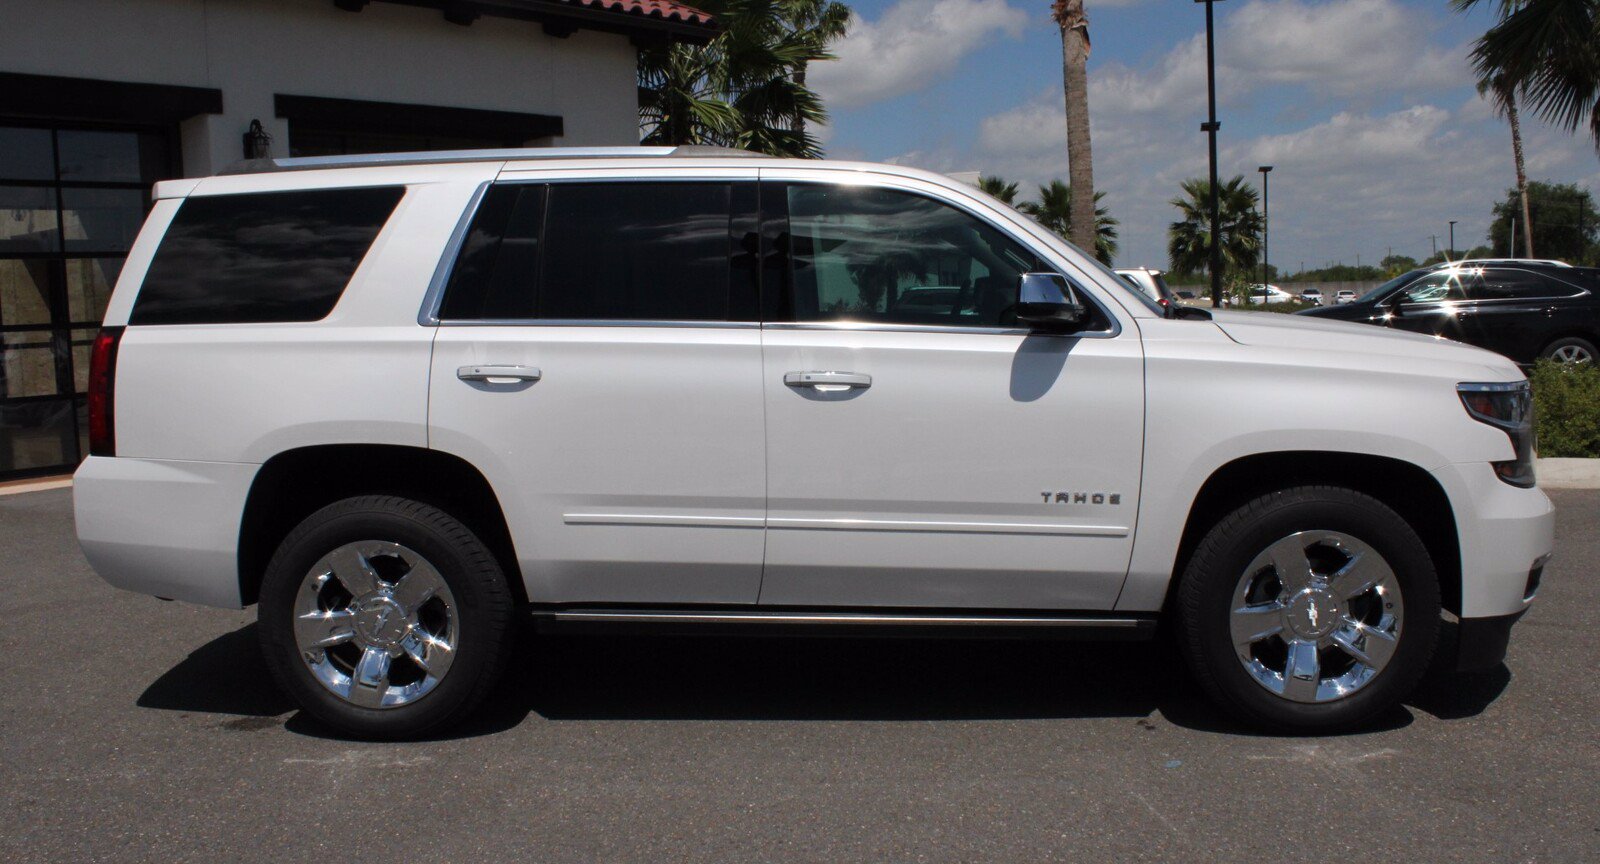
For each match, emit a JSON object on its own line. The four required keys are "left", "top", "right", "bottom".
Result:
{"left": 1297, "top": 288, "right": 1324, "bottom": 306}
{"left": 1335, "top": 290, "right": 1360, "bottom": 305}
{"left": 1245, "top": 284, "right": 1296, "bottom": 305}
{"left": 75, "top": 148, "right": 1552, "bottom": 739}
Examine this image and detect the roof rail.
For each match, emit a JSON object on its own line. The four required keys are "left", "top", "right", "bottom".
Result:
{"left": 218, "top": 145, "right": 767, "bottom": 175}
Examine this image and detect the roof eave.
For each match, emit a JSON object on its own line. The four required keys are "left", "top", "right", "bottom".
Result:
{"left": 347, "top": 0, "right": 719, "bottom": 45}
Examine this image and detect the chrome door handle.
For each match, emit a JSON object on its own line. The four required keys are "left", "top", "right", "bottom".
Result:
{"left": 784, "top": 371, "right": 871, "bottom": 391}
{"left": 457, "top": 365, "right": 542, "bottom": 383}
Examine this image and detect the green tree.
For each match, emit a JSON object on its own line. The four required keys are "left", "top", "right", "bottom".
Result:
{"left": 1167, "top": 176, "right": 1262, "bottom": 281}
{"left": 1019, "top": 179, "right": 1119, "bottom": 264}
{"left": 783, "top": 0, "right": 851, "bottom": 141}
{"left": 1489, "top": 181, "right": 1599, "bottom": 262}
{"left": 1453, "top": 0, "right": 1600, "bottom": 154}
{"left": 1381, "top": 254, "right": 1420, "bottom": 274}
{"left": 978, "top": 175, "right": 1022, "bottom": 205}
{"left": 639, "top": 0, "right": 849, "bottom": 157}
{"left": 1053, "top": 1, "right": 1097, "bottom": 252}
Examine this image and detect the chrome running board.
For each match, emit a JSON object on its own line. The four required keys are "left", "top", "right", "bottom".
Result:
{"left": 532, "top": 608, "right": 1156, "bottom": 639}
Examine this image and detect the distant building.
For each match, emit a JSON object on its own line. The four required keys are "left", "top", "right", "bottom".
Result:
{"left": 0, "top": 0, "right": 714, "bottom": 479}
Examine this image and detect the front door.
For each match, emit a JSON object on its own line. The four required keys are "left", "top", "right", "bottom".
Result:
{"left": 757, "top": 181, "right": 1145, "bottom": 611}
{"left": 428, "top": 180, "right": 767, "bottom": 606}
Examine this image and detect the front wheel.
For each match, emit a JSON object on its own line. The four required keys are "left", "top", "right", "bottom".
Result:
{"left": 1177, "top": 486, "right": 1440, "bottom": 731}
{"left": 258, "top": 496, "right": 514, "bottom": 739}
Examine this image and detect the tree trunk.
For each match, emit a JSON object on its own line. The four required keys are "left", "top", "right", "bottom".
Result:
{"left": 1056, "top": 1, "right": 1096, "bottom": 254}
{"left": 793, "top": 63, "right": 808, "bottom": 139}
{"left": 1506, "top": 88, "right": 1534, "bottom": 258}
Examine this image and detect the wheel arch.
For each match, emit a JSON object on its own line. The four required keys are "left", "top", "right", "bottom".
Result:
{"left": 237, "top": 444, "right": 525, "bottom": 607}
{"left": 1165, "top": 451, "right": 1463, "bottom": 616}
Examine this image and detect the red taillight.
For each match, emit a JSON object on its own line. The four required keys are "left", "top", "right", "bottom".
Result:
{"left": 87, "top": 326, "right": 122, "bottom": 457}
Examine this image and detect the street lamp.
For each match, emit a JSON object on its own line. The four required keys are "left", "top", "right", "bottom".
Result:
{"left": 1448, "top": 220, "right": 1458, "bottom": 260}
{"left": 1258, "top": 165, "right": 1272, "bottom": 287}
{"left": 1196, "top": 0, "right": 1225, "bottom": 307}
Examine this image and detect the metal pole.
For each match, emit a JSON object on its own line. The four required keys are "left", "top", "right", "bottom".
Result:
{"left": 1259, "top": 165, "right": 1272, "bottom": 287}
{"left": 1448, "top": 220, "right": 1457, "bottom": 260}
{"left": 1197, "top": 0, "right": 1225, "bottom": 308}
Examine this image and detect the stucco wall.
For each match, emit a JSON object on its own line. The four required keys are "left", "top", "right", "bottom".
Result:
{"left": 1, "top": 0, "right": 641, "bottom": 174}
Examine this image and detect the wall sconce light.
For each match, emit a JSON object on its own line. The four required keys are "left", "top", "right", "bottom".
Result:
{"left": 242, "top": 119, "right": 273, "bottom": 160}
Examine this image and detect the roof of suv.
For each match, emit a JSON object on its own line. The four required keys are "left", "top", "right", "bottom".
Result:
{"left": 1430, "top": 258, "right": 1573, "bottom": 269}
{"left": 218, "top": 145, "right": 768, "bottom": 175}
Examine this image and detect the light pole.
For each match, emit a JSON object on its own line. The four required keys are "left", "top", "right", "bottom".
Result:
{"left": 1258, "top": 165, "right": 1272, "bottom": 287}
{"left": 1197, "top": 0, "right": 1225, "bottom": 307}
{"left": 1448, "top": 220, "right": 1457, "bottom": 260}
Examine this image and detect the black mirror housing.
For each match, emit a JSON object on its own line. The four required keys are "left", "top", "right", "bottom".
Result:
{"left": 1016, "top": 273, "right": 1089, "bottom": 331}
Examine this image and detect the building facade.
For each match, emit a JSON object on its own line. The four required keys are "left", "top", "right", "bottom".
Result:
{"left": 0, "top": 0, "right": 712, "bottom": 479}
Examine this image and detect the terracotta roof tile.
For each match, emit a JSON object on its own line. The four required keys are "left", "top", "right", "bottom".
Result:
{"left": 558, "top": 0, "right": 716, "bottom": 28}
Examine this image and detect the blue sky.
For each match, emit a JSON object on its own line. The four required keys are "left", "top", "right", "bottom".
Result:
{"left": 808, "top": 0, "right": 1600, "bottom": 273}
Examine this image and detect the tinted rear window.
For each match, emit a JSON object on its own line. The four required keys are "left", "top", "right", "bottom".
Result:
{"left": 540, "top": 183, "right": 732, "bottom": 321}
{"left": 130, "top": 187, "right": 403, "bottom": 325}
{"left": 438, "top": 182, "right": 739, "bottom": 322}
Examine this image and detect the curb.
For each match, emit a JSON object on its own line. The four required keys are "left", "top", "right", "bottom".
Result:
{"left": 0, "top": 476, "right": 72, "bottom": 497}
{"left": 1537, "top": 458, "right": 1600, "bottom": 490}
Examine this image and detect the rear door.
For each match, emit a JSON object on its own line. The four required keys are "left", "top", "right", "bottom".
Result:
{"left": 756, "top": 178, "right": 1145, "bottom": 611}
{"left": 1458, "top": 267, "right": 1589, "bottom": 363}
{"left": 428, "top": 178, "right": 768, "bottom": 606}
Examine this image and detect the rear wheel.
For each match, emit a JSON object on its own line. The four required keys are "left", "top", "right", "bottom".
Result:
{"left": 258, "top": 496, "right": 514, "bottom": 739}
{"left": 1177, "top": 486, "right": 1440, "bottom": 731}
{"left": 1540, "top": 336, "right": 1596, "bottom": 364}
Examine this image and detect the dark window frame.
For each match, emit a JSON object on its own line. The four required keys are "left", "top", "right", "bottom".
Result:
{"left": 0, "top": 119, "right": 179, "bottom": 479}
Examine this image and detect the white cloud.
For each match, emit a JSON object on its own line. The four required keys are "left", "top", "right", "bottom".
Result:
{"left": 809, "top": 0, "right": 1028, "bottom": 109}
{"left": 1084, "top": 0, "right": 1468, "bottom": 120}
{"left": 872, "top": 0, "right": 1598, "bottom": 270}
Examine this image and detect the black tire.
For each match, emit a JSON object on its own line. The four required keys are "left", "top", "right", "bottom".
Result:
{"left": 258, "top": 495, "right": 514, "bottom": 739}
{"left": 1176, "top": 486, "right": 1440, "bottom": 732}
{"left": 1539, "top": 336, "right": 1597, "bottom": 364}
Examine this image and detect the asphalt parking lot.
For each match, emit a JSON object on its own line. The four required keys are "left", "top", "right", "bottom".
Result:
{"left": 2, "top": 487, "right": 1597, "bottom": 863}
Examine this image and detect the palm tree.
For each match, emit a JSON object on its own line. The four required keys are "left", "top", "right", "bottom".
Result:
{"left": 639, "top": 0, "right": 848, "bottom": 157}
{"left": 1020, "top": 180, "right": 1119, "bottom": 264}
{"left": 1481, "top": 72, "right": 1536, "bottom": 257}
{"left": 782, "top": 0, "right": 851, "bottom": 141}
{"left": 978, "top": 175, "right": 1021, "bottom": 205}
{"left": 1168, "top": 176, "right": 1262, "bottom": 282}
{"left": 1453, "top": 0, "right": 1600, "bottom": 155}
{"left": 1052, "top": 1, "right": 1097, "bottom": 253}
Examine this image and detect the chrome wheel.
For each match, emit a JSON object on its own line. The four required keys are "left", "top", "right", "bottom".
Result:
{"left": 1551, "top": 344, "right": 1593, "bottom": 364}
{"left": 293, "top": 541, "right": 457, "bottom": 709}
{"left": 1230, "top": 530, "right": 1403, "bottom": 703}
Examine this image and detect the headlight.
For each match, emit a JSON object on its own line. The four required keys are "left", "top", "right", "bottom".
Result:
{"left": 1458, "top": 381, "right": 1535, "bottom": 487}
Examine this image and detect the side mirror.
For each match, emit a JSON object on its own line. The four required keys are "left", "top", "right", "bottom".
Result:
{"left": 1016, "top": 273, "right": 1088, "bottom": 331}
{"left": 1385, "top": 293, "right": 1406, "bottom": 318}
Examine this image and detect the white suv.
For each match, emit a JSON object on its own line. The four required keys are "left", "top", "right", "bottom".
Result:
{"left": 75, "top": 148, "right": 1552, "bottom": 738}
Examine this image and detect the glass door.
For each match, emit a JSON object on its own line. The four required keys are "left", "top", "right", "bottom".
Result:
{"left": 0, "top": 122, "right": 176, "bottom": 479}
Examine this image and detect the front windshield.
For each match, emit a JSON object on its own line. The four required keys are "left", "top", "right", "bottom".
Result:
{"left": 1358, "top": 268, "right": 1428, "bottom": 303}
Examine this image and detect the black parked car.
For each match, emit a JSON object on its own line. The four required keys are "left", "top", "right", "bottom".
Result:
{"left": 1298, "top": 260, "right": 1600, "bottom": 364}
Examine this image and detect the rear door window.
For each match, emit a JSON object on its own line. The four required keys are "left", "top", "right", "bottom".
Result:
{"left": 438, "top": 182, "right": 747, "bottom": 322}
{"left": 130, "top": 187, "right": 403, "bottom": 325}
{"left": 1466, "top": 268, "right": 1584, "bottom": 301}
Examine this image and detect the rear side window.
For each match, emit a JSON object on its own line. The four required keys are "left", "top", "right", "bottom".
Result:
{"left": 438, "top": 182, "right": 744, "bottom": 322}
{"left": 1467, "top": 268, "right": 1584, "bottom": 301}
{"left": 130, "top": 187, "right": 403, "bottom": 325}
